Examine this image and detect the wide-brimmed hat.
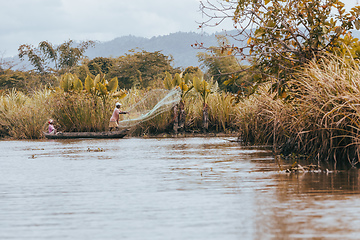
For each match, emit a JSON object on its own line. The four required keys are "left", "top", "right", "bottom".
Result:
{"left": 115, "top": 102, "right": 122, "bottom": 107}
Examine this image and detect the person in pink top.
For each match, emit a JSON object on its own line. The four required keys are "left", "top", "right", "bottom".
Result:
{"left": 48, "top": 119, "right": 57, "bottom": 134}
{"left": 109, "top": 102, "right": 129, "bottom": 131}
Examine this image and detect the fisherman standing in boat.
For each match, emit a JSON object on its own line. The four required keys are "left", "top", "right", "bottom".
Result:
{"left": 109, "top": 102, "right": 129, "bottom": 131}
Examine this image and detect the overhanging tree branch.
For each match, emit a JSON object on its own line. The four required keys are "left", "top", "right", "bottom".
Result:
{"left": 198, "top": 0, "right": 360, "bottom": 96}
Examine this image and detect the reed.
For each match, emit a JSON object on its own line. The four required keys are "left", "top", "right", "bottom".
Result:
{"left": 289, "top": 54, "right": 360, "bottom": 168}
{"left": 235, "top": 84, "right": 291, "bottom": 145}
{"left": 207, "top": 91, "right": 238, "bottom": 132}
{"left": 50, "top": 91, "right": 110, "bottom": 132}
{"left": 0, "top": 89, "right": 51, "bottom": 139}
{"left": 237, "top": 53, "right": 360, "bottom": 169}
{"left": 183, "top": 91, "right": 203, "bottom": 130}
{"left": 0, "top": 79, "right": 241, "bottom": 138}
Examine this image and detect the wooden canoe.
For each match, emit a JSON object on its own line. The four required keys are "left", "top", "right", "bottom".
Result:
{"left": 44, "top": 129, "right": 128, "bottom": 139}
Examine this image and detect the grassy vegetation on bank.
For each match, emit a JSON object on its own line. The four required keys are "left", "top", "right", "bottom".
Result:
{"left": 1, "top": 53, "right": 360, "bottom": 169}
{"left": 0, "top": 82, "right": 239, "bottom": 139}
{"left": 236, "top": 54, "right": 360, "bottom": 169}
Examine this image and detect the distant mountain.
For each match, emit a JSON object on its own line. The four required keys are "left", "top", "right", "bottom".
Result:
{"left": 77, "top": 29, "right": 360, "bottom": 68}
{"left": 5, "top": 31, "right": 226, "bottom": 71}
{"left": 7, "top": 30, "right": 360, "bottom": 71}
{"left": 85, "top": 31, "right": 227, "bottom": 69}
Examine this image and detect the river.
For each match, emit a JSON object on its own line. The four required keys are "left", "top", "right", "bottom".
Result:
{"left": 1, "top": 137, "right": 360, "bottom": 239}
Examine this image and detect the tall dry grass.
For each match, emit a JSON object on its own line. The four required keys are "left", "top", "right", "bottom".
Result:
{"left": 183, "top": 83, "right": 239, "bottom": 132}
{"left": 0, "top": 81, "right": 240, "bottom": 138}
{"left": 237, "top": 54, "right": 360, "bottom": 169}
{"left": 50, "top": 91, "right": 110, "bottom": 132}
{"left": 235, "top": 84, "right": 294, "bottom": 146}
{"left": 208, "top": 92, "right": 239, "bottom": 132}
{"left": 290, "top": 54, "right": 360, "bottom": 168}
{"left": 0, "top": 89, "right": 51, "bottom": 139}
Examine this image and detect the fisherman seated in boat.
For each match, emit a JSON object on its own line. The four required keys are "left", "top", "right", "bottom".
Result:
{"left": 48, "top": 119, "right": 57, "bottom": 134}
{"left": 109, "top": 102, "right": 129, "bottom": 131}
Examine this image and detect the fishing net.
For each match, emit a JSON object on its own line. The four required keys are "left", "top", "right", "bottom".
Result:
{"left": 118, "top": 87, "right": 181, "bottom": 128}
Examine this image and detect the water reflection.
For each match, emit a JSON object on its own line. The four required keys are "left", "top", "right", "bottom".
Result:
{"left": 276, "top": 170, "right": 360, "bottom": 194}
{"left": 1, "top": 138, "right": 360, "bottom": 239}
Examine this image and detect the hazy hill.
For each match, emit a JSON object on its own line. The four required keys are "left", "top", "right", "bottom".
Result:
{"left": 7, "top": 30, "right": 360, "bottom": 71}
{"left": 85, "top": 31, "right": 227, "bottom": 68}
{"left": 72, "top": 29, "right": 360, "bottom": 68}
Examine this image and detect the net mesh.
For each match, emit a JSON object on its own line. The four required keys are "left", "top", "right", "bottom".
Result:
{"left": 118, "top": 87, "right": 181, "bottom": 128}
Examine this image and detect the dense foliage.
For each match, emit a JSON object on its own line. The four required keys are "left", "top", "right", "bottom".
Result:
{"left": 200, "top": 0, "right": 360, "bottom": 95}
{"left": 106, "top": 50, "right": 179, "bottom": 89}
{"left": 197, "top": 35, "right": 258, "bottom": 95}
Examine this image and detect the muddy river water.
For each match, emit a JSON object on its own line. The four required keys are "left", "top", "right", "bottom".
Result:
{"left": 1, "top": 137, "right": 360, "bottom": 239}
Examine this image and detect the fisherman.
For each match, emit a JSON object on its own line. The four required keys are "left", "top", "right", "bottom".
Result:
{"left": 109, "top": 102, "right": 129, "bottom": 131}
{"left": 48, "top": 119, "right": 57, "bottom": 134}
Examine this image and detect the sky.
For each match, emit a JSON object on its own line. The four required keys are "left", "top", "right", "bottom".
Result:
{"left": 0, "top": 0, "right": 358, "bottom": 58}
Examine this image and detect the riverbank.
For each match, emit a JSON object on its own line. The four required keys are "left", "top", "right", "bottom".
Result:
{"left": 0, "top": 130, "right": 239, "bottom": 141}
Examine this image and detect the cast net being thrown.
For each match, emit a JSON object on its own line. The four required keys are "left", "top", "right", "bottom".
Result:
{"left": 118, "top": 87, "right": 181, "bottom": 128}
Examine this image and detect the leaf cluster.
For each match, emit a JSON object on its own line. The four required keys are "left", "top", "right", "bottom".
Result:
{"left": 84, "top": 74, "right": 124, "bottom": 98}
{"left": 163, "top": 70, "right": 214, "bottom": 104}
{"left": 200, "top": 0, "right": 360, "bottom": 95}
{"left": 59, "top": 73, "right": 126, "bottom": 100}
{"left": 107, "top": 49, "right": 178, "bottom": 89}
{"left": 18, "top": 40, "right": 94, "bottom": 74}
{"left": 197, "top": 35, "right": 259, "bottom": 97}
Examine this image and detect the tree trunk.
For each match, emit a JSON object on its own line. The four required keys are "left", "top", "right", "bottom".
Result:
{"left": 202, "top": 102, "right": 209, "bottom": 132}
{"left": 173, "top": 104, "right": 179, "bottom": 134}
{"left": 178, "top": 100, "right": 186, "bottom": 132}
